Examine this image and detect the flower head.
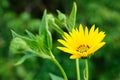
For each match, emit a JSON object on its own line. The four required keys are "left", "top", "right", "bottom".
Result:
{"left": 57, "top": 24, "right": 106, "bottom": 59}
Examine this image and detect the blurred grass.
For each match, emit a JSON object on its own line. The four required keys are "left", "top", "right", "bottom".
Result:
{"left": 0, "top": 0, "right": 120, "bottom": 80}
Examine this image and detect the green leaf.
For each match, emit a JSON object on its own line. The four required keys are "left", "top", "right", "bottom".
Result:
{"left": 36, "top": 51, "right": 51, "bottom": 59}
{"left": 49, "top": 22, "right": 64, "bottom": 35}
{"left": 39, "top": 10, "right": 46, "bottom": 35}
{"left": 67, "top": 2, "right": 77, "bottom": 31}
{"left": 11, "top": 30, "right": 21, "bottom": 38}
{"left": 47, "top": 14, "right": 64, "bottom": 35}
{"left": 25, "top": 30, "right": 35, "bottom": 39}
{"left": 55, "top": 10, "right": 67, "bottom": 29}
{"left": 35, "top": 35, "right": 44, "bottom": 49}
{"left": 49, "top": 73, "right": 64, "bottom": 80}
{"left": 57, "top": 10, "right": 66, "bottom": 22}
{"left": 39, "top": 10, "right": 52, "bottom": 50}
{"left": 9, "top": 37, "right": 30, "bottom": 54}
{"left": 11, "top": 30, "right": 38, "bottom": 51}
{"left": 14, "top": 51, "right": 35, "bottom": 66}
{"left": 11, "top": 30, "right": 51, "bottom": 59}
{"left": 47, "top": 30, "right": 52, "bottom": 50}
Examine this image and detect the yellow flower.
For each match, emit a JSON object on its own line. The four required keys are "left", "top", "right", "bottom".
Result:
{"left": 57, "top": 24, "right": 106, "bottom": 59}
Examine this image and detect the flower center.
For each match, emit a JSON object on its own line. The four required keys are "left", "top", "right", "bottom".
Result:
{"left": 76, "top": 44, "right": 90, "bottom": 53}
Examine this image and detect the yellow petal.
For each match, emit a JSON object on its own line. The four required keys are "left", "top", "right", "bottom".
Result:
{"left": 93, "top": 42, "right": 106, "bottom": 53}
{"left": 85, "top": 26, "right": 88, "bottom": 37}
{"left": 63, "top": 32, "right": 71, "bottom": 40}
{"left": 85, "top": 27, "right": 88, "bottom": 44}
{"left": 57, "top": 47, "right": 75, "bottom": 54}
{"left": 89, "top": 24, "right": 95, "bottom": 34}
{"left": 87, "top": 25, "right": 96, "bottom": 46}
{"left": 57, "top": 39, "right": 69, "bottom": 47}
{"left": 88, "top": 42, "right": 106, "bottom": 54}
{"left": 79, "top": 24, "right": 85, "bottom": 43}
{"left": 79, "top": 24, "right": 84, "bottom": 35}
{"left": 58, "top": 39, "right": 77, "bottom": 50}
{"left": 87, "top": 28, "right": 99, "bottom": 46}
{"left": 93, "top": 32, "right": 106, "bottom": 46}
{"left": 70, "top": 54, "right": 82, "bottom": 59}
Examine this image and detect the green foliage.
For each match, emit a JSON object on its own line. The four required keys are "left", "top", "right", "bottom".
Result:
{"left": 10, "top": 37, "right": 30, "bottom": 54}
{"left": 0, "top": 0, "right": 120, "bottom": 80}
{"left": 56, "top": 10, "right": 67, "bottom": 29}
{"left": 47, "top": 14, "right": 64, "bottom": 35}
{"left": 49, "top": 73, "right": 64, "bottom": 80}
{"left": 8, "top": 2, "right": 78, "bottom": 80}
{"left": 66, "top": 2, "right": 77, "bottom": 31}
{"left": 48, "top": 2, "right": 77, "bottom": 33}
{"left": 39, "top": 10, "right": 52, "bottom": 50}
{"left": 9, "top": 11, "right": 55, "bottom": 65}
{"left": 14, "top": 51, "right": 35, "bottom": 66}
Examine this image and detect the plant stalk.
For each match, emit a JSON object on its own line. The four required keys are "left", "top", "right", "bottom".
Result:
{"left": 76, "top": 59, "right": 80, "bottom": 80}
{"left": 50, "top": 51, "right": 68, "bottom": 80}
{"left": 85, "top": 59, "right": 88, "bottom": 80}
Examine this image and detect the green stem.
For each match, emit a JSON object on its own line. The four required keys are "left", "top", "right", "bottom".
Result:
{"left": 85, "top": 59, "right": 88, "bottom": 80}
{"left": 76, "top": 59, "right": 80, "bottom": 80}
{"left": 50, "top": 51, "right": 68, "bottom": 80}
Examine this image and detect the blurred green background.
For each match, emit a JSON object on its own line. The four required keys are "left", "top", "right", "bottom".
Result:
{"left": 0, "top": 0, "right": 120, "bottom": 80}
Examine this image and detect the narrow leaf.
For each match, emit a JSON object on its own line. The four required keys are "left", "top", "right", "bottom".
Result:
{"left": 47, "top": 14, "right": 64, "bottom": 35}
{"left": 9, "top": 37, "right": 30, "bottom": 54}
{"left": 11, "top": 30, "right": 38, "bottom": 51}
{"left": 39, "top": 10, "right": 47, "bottom": 35}
{"left": 14, "top": 51, "right": 35, "bottom": 66}
{"left": 25, "top": 30, "right": 35, "bottom": 39}
{"left": 57, "top": 10, "right": 66, "bottom": 22}
{"left": 47, "top": 30, "right": 52, "bottom": 50}
{"left": 56, "top": 10, "right": 67, "bottom": 29}
{"left": 39, "top": 10, "right": 52, "bottom": 50}
{"left": 11, "top": 30, "right": 21, "bottom": 38}
{"left": 49, "top": 73, "right": 64, "bottom": 80}
{"left": 49, "top": 22, "right": 64, "bottom": 35}
{"left": 67, "top": 2, "right": 77, "bottom": 31}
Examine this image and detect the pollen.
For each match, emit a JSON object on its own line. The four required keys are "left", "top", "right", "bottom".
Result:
{"left": 76, "top": 45, "right": 90, "bottom": 53}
